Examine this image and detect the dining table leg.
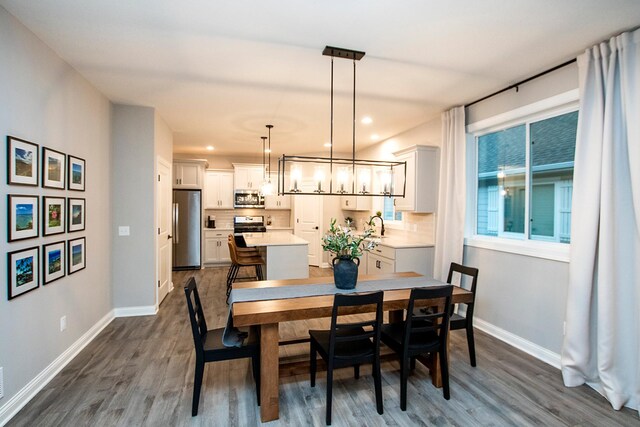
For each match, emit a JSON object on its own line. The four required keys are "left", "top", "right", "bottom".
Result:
{"left": 260, "top": 323, "right": 280, "bottom": 422}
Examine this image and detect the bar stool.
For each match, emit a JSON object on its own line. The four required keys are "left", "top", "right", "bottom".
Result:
{"left": 227, "top": 235, "right": 264, "bottom": 302}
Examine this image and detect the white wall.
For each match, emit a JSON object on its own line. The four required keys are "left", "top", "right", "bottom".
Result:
{"left": 464, "top": 63, "right": 578, "bottom": 356}
{"left": 0, "top": 4, "right": 112, "bottom": 411}
{"left": 111, "top": 105, "right": 156, "bottom": 309}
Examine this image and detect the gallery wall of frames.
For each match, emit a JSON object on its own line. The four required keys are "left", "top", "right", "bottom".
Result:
{"left": 6, "top": 135, "right": 86, "bottom": 300}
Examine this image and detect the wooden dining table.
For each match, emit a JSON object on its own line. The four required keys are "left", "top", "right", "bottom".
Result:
{"left": 232, "top": 271, "right": 474, "bottom": 422}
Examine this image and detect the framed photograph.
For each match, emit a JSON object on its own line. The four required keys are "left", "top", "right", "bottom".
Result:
{"left": 42, "top": 196, "right": 66, "bottom": 236}
{"left": 43, "top": 241, "right": 65, "bottom": 284}
{"left": 68, "top": 237, "right": 86, "bottom": 274}
{"left": 7, "top": 136, "right": 38, "bottom": 186}
{"left": 8, "top": 246, "right": 39, "bottom": 300}
{"left": 67, "top": 155, "right": 85, "bottom": 191}
{"left": 42, "top": 147, "right": 66, "bottom": 189}
{"left": 8, "top": 194, "right": 39, "bottom": 242}
{"left": 67, "top": 198, "right": 85, "bottom": 232}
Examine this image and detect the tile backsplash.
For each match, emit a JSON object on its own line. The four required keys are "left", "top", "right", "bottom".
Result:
{"left": 346, "top": 210, "right": 434, "bottom": 242}
{"left": 203, "top": 209, "right": 291, "bottom": 229}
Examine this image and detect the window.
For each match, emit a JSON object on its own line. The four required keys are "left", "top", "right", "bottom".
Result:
{"left": 382, "top": 197, "right": 402, "bottom": 222}
{"left": 475, "top": 110, "right": 578, "bottom": 243}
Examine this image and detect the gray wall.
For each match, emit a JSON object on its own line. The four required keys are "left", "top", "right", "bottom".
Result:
{"left": 0, "top": 5, "right": 112, "bottom": 404}
{"left": 464, "top": 64, "right": 578, "bottom": 355}
{"left": 111, "top": 105, "right": 156, "bottom": 308}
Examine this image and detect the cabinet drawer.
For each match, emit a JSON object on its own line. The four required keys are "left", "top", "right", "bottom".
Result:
{"left": 367, "top": 253, "right": 395, "bottom": 274}
{"left": 370, "top": 244, "right": 395, "bottom": 260}
{"left": 204, "top": 230, "right": 229, "bottom": 238}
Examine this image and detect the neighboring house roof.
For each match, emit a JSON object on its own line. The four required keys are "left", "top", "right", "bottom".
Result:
{"left": 478, "top": 111, "right": 578, "bottom": 174}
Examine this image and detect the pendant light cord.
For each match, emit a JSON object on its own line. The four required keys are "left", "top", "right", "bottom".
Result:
{"left": 330, "top": 56, "right": 334, "bottom": 193}
{"left": 352, "top": 59, "right": 356, "bottom": 194}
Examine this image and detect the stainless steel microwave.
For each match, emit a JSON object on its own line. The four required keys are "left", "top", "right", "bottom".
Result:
{"left": 234, "top": 190, "right": 264, "bottom": 209}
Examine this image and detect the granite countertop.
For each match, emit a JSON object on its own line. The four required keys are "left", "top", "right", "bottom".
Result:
{"left": 243, "top": 233, "right": 309, "bottom": 247}
{"left": 366, "top": 236, "right": 434, "bottom": 249}
{"left": 265, "top": 226, "right": 294, "bottom": 230}
{"left": 204, "top": 227, "right": 233, "bottom": 231}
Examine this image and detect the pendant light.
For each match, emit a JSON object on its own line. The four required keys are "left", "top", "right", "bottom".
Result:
{"left": 277, "top": 46, "right": 407, "bottom": 197}
{"left": 261, "top": 125, "right": 274, "bottom": 196}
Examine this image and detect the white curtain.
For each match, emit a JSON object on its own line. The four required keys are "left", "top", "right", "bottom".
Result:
{"left": 561, "top": 28, "right": 640, "bottom": 414}
{"left": 433, "top": 106, "right": 466, "bottom": 281}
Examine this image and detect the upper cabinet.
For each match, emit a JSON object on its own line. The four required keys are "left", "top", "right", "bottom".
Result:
{"left": 393, "top": 145, "right": 439, "bottom": 213}
{"left": 233, "top": 164, "right": 265, "bottom": 190}
{"left": 204, "top": 170, "right": 234, "bottom": 209}
{"left": 174, "top": 160, "right": 207, "bottom": 189}
{"left": 341, "top": 195, "right": 371, "bottom": 211}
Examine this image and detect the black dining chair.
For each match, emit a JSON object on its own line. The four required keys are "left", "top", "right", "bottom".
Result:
{"left": 309, "top": 291, "right": 384, "bottom": 425}
{"left": 381, "top": 285, "right": 453, "bottom": 411}
{"left": 446, "top": 262, "right": 480, "bottom": 367}
{"left": 184, "top": 277, "right": 260, "bottom": 416}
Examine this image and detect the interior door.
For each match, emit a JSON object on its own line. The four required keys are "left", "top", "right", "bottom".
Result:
{"left": 294, "top": 183, "right": 323, "bottom": 266}
{"left": 157, "top": 158, "right": 172, "bottom": 306}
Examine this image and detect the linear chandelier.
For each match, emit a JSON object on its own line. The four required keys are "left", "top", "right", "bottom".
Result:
{"left": 277, "top": 46, "right": 406, "bottom": 197}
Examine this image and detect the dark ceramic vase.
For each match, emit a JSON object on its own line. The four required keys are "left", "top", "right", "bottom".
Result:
{"left": 332, "top": 256, "right": 360, "bottom": 290}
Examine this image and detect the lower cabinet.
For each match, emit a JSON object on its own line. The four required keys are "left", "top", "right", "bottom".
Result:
{"left": 204, "top": 230, "right": 232, "bottom": 264}
{"left": 365, "top": 245, "right": 434, "bottom": 277}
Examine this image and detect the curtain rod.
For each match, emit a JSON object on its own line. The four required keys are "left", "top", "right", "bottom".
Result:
{"left": 465, "top": 58, "right": 577, "bottom": 108}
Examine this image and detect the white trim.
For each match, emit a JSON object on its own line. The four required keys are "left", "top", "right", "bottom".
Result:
{"left": 0, "top": 310, "right": 115, "bottom": 427}
{"left": 113, "top": 305, "right": 158, "bottom": 317}
{"left": 466, "top": 89, "right": 579, "bottom": 133}
{"left": 474, "top": 317, "right": 561, "bottom": 369}
{"left": 465, "top": 235, "right": 570, "bottom": 262}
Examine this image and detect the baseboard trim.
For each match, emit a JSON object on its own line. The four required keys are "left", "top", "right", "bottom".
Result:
{"left": 0, "top": 310, "right": 115, "bottom": 427}
{"left": 474, "top": 317, "right": 561, "bottom": 369}
{"left": 113, "top": 305, "right": 158, "bottom": 317}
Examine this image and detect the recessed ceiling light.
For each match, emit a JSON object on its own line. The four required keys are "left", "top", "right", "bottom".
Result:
{"left": 370, "top": 134, "right": 380, "bottom": 141}
{"left": 324, "top": 142, "right": 332, "bottom": 147}
{"left": 206, "top": 145, "right": 214, "bottom": 151}
{"left": 361, "top": 116, "right": 373, "bottom": 124}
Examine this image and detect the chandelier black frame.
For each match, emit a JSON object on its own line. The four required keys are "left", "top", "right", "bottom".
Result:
{"left": 277, "top": 46, "right": 407, "bottom": 197}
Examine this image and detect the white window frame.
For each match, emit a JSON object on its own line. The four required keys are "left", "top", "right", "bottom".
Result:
{"left": 375, "top": 196, "right": 404, "bottom": 230}
{"left": 465, "top": 89, "right": 579, "bottom": 263}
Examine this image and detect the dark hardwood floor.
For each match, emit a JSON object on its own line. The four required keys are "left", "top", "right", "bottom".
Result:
{"left": 7, "top": 266, "right": 639, "bottom": 426}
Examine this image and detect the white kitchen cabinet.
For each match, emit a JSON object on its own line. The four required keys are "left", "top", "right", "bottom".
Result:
{"left": 203, "top": 229, "right": 231, "bottom": 264}
{"left": 341, "top": 195, "right": 371, "bottom": 211}
{"left": 233, "top": 164, "right": 265, "bottom": 190}
{"left": 356, "top": 252, "right": 368, "bottom": 274}
{"left": 265, "top": 194, "right": 291, "bottom": 209}
{"left": 204, "top": 170, "right": 234, "bottom": 209}
{"left": 392, "top": 145, "right": 439, "bottom": 213}
{"left": 174, "top": 160, "right": 206, "bottom": 189}
{"left": 365, "top": 243, "right": 434, "bottom": 277}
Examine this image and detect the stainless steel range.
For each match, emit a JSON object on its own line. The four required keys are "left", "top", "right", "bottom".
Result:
{"left": 233, "top": 215, "right": 267, "bottom": 235}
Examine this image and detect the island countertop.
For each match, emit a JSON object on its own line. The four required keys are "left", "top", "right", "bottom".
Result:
{"left": 243, "top": 233, "right": 309, "bottom": 247}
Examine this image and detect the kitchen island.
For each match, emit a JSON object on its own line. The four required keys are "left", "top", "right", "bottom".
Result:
{"left": 243, "top": 233, "right": 309, "bottom": 280}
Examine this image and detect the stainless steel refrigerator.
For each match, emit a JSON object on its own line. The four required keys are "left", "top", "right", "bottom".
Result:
{"left": 172, "top": 189, "right": 201, "bottom": 270}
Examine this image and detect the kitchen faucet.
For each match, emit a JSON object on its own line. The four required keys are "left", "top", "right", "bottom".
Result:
{"left": 368, "top": 214, "right": 385, "bottom": 237}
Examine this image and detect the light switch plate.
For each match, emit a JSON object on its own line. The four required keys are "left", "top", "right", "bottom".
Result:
{"left": 0, "top": 367, "right": 4, "bottom": 399}
{"left": 118, "top": 226, "right": 130, "bottom": 236}
{"left": 60, "top": 316, "right": 67, "bottom": 332}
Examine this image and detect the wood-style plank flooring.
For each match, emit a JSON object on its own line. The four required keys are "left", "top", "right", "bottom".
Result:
{"left": 8, "top": 267, "right": 639, "bottom": 426}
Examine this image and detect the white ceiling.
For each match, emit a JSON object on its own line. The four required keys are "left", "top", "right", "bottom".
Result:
{"left": 2, "top": 1, "right": 639, "bottom": 157}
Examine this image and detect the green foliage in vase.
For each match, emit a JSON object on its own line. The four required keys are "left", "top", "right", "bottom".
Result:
{"left": 321, "top": 218, "right": 377, "bottom": 259}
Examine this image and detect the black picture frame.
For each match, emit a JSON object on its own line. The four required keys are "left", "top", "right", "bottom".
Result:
{"left": 8, "top": 194, "right": 39, "bottom": 242}
{"left": 67, "top": 198, "right": 85, "bottom": 232}
{"left": 43, "top": 241, "right": 66, "bottom": 285}
{"left": 42, "top": 147, "right": 66, "bottom": 189}
{"left": 67, "top": 155, "right": 85, "bottom": 191}
{"left": 68, "top": 237, "right": 86, "bottom": 274}
{"left": 42, "top": 196, "right": 66, "bottom": 236}
{"left": 7, "top": 136, "right": 38, "bottom": 186}
{"left": 8, "top": 246, "right": 40, "bottom": 300}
